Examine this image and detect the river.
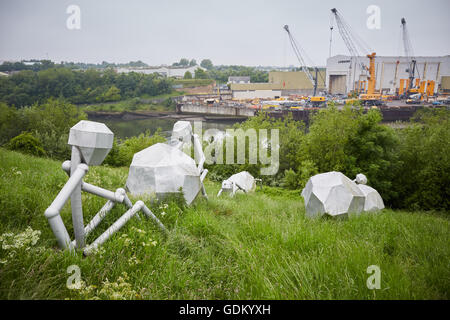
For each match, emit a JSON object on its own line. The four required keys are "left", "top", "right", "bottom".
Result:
{"left": 90, "top": 117, "right": 244, "bottom": 139}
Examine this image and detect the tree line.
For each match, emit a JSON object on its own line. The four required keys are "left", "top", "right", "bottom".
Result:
{"left": 0, "top": 68, "right": 172, "bottom": 108}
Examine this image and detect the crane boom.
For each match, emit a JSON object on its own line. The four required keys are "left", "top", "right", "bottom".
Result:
{"left": 401, "top": 18, "right": 417, "bottom": 91}
{"left": 283, "top": 25, "right": 317, "bottom": 95}
{"left": 331, "top": 8, "right": 369, "bottom": 73}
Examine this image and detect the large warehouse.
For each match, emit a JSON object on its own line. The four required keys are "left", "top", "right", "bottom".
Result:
{"left": 230, "top": 70, "right": 326, "bottom": 99}
{"left": 326, "top": 55, "right": 450, "bottom": 95}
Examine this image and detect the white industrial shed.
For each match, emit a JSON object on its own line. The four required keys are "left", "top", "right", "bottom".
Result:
{"left": 326, "top": 55, "right": 450, "bottom": 95}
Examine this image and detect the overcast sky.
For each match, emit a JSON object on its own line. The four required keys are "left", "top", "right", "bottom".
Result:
{"left": 1, "top": 0, "right": 449, "bottom": 66}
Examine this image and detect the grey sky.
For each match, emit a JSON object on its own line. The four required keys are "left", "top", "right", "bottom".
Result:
{"left": 1, "top": 0, "right": 449, "bottom": 66}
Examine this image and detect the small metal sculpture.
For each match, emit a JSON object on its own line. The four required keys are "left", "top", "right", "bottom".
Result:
{"left": 217, "top": 171, "right": 260, "bottom": 197}
{"left": 301, "top": 172, "right": 385, "bottom": 218}
{"left": 301, "top": 171, "right": 365, "bottom": 218}
{"left": 44, "top": 120, "right": 167, "bottom": 255}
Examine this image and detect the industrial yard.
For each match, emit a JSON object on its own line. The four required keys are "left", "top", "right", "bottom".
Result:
{"left": 171, "top": 9, "right": 450, "bottom": 123}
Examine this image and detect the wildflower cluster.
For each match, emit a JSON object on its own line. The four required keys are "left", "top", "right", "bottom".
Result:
{"left": 0, "top": 227, "right": 42, "bottom": 264}
{"left": 90, "top": 246, "right": 106, "bottom": 258}
{"left": 159, "top": 203, "right": 169, "bottom": 216}
{"left": 11, "top": 167, "right": 22, "bottom": 176}
{"left": 129, "top": 226, "right": 157, "bottom": 248}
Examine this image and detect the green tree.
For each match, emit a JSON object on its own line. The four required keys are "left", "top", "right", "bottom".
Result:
{"left": 183, "top": 71, "right": 193, "bottom": 79}
{"left": 189, "top": 59, "right": 197, "bottom": 67}
{"left": 200, "top": 59, "right": 213, "bottom": 70}
{"left": 391, "top": 109, "right": 450, "bottom": 210}
{"left": 194, "top": 68, "right": 208, "bottom": 79}
{"left": 102, "top": 85, "right": 121, "bottom": 102}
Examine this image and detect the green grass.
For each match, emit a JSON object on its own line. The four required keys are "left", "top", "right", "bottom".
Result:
{"left": 82, "top": 92, "right": 184, "bottom": 113}
{"left": 0, "top": 148, "right": 448, "bottom": 299}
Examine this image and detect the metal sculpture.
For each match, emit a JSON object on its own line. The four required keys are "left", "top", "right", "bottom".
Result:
{"left": 302, "top": 171, "right": 386, "bottom": 218}
{"left": 217, "top": 171, "right": 260, "bottom": 197}
{"left": 44, "top": 120, "right": 167, "bottom": 255}
{"left": 301, "top": 171, "right": 365, "bottom": 218}
{"left": 126, "top": 121, "right": 208, "bottom": 205}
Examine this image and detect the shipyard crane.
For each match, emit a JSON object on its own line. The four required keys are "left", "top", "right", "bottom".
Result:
{"left": 400, "top": 17, "right": 424, "bottom": 99}
{"left": 331, "top": 8, "right": 381, "bottom": 105}
{"left": 283, "top": 25, "right": 325, "bottom": 106}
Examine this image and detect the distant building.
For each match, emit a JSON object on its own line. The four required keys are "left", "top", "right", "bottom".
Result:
{"left": 23, "top": 61, "right": 41, "bottom": 66}
{"left": 0, "top": 71, "right": 9, "bottom": 77}
{"left": 326, "top": 55, "right": 450, "bottom": 95}
{"left": 230, "top": 83, "right": 282, "bottom": 100}
{"left": 230, "top": 71, "right": 326, "bottom": 99}
{"left": 269, "top": 71, "right": 326, "bottom": 95}
{"left": 116, "top": 65, "right": 206, "bottom": 78}
{"left": 227, "top": 76, "right": 251, "bottom": 84}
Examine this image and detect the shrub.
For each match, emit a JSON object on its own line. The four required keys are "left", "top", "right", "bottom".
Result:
{"left": 391, "top": 108, "right": 450, "bottom": 210}
{"left": 0, "top": 99, "right": 86, "bottom": 160}
{"left": 7, "top": 132, "right": 46, "bottom": 157}
{"left": 0, "top": 102, "right": 22, "bottom": 145}
{"left": 104, "top": 129, "right": 166, "bottom": 167}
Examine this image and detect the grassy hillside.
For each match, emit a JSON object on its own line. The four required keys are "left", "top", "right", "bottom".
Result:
{"left": 0, "top": 149, "right": 448, "bottom": 299}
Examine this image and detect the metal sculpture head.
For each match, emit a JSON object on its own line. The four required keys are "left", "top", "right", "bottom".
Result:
{"left": 354, "top": 173, "right": 368, "bottom": 185}
{"left": 171, "top": 121, "right": 193, "bottom": 145}
{"left": 68, "top": 120, "right": 114, "bottom": 165}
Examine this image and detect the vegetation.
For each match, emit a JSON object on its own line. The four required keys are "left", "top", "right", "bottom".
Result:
{"left": 205, "top": 107, "right": 450, "bottom": 211}
{"left": 0, "top": 68, "right": 172, "bottom": 107}
{"left": 0, "top": 99, "right": 167, "bottom": 164}
{"left": 167, "top": 58, "right": 269, "bottom": 83}
{"left": 200, "top": 59, "right": 213, "bottom": 70}
{"left": 7, "top": 132, "right": 46, "bottom": 157}
{"left": 0, "top": 149, "right": 448, "bottom": 299}
{"left": 183, "top": 71, "right": 193, "bottom": 79}
{"left": 0, "top": 60, "right": 149, "bottom": 72}
{"left": 82, "top": 92, "right": 183, "bottom": 113}
{"left": 392, "top": 109, "right": 450, "bottom": 210}
{"left": 104, "top": 130, "right": 166, "bottom": 167}
{"left": 0, "top": 99, "right": 86, "bottom": 159}
{"left": 207, "top": 65, "right": 268, "bottom": 83}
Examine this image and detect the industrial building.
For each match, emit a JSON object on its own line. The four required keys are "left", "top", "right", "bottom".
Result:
{"left": 326, "top": 55, "right": 450, "bottom": 95}
{"left": 227, "top": 76, "right": 251, "bottom": 84}
{"left": 230, "top": 71, "right": 326, "bottom": 99}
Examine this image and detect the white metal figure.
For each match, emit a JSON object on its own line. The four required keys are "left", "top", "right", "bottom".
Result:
{"left": 126, "top": 121, "right": 208, "bottom": 205}
{"left": 44, "top": 120, "right": 167, "bottom": 255}
{"left": 217, "top": 171, "right": 259, "bottom": 197}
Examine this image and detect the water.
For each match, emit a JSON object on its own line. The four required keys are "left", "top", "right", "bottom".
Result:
{"left": 92, "top": 117, "right": 243, "bottom": 139}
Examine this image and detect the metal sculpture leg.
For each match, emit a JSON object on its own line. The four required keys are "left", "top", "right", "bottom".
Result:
{"left": 70, "top": 146, "right": 85, "bottom": 248}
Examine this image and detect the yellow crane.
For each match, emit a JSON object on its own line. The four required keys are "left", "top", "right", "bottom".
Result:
{"left": 331, "top": 8, "right": 382, "bottom": 106}
{"left": 359, "top": 52, "right": 382, "bottom": 103}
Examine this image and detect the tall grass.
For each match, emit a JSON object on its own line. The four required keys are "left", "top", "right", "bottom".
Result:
{"left": 0, "top": 149, "right": 448, "bottom": 299}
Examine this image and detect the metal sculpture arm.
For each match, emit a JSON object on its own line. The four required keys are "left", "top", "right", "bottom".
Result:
{"left": 193, "top": 133, "right": 206, "bottom": 173}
